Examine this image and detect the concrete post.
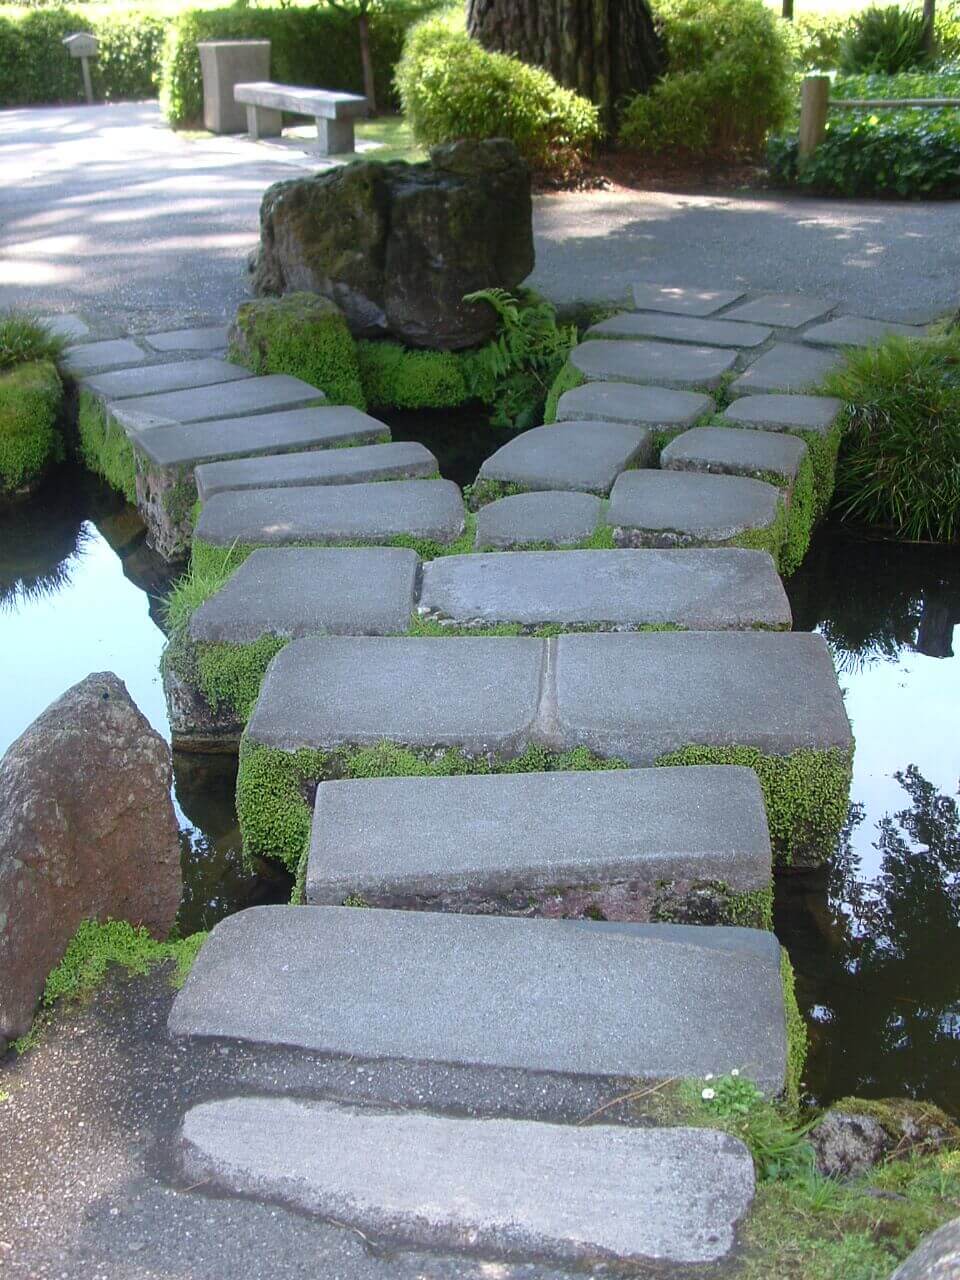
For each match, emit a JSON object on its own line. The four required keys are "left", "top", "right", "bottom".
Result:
{"left": 197, "top": 41, "right": 271, "bottom": 134}
{"left": 799, "top": 75, "right": 830, "bottom": 159}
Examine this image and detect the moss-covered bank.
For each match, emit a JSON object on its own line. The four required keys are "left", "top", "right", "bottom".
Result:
{"left": 0, "top": 360, "right": 63, "bottom": 498}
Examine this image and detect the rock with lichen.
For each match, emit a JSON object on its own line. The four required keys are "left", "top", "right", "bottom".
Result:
{"left": 809, "top": 1097, "right": 959, "bottom": 1180}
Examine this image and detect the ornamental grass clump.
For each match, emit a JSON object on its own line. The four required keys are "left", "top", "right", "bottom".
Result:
{"left": 0, "top": 312, "right": 67, "bottom": 373}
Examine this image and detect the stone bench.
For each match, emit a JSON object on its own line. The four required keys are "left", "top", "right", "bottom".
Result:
{"left": 234, "top": 81, "right": 367, "bottom": 155}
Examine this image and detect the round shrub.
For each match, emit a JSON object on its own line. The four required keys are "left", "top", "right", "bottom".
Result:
{"left": 839, "top": 4, "right": 933, "bottom": 74}
{"left": 618, "top": 0, "right": 793, "bottom": 157}
{"left": 395, "top": 18, "right": 601, "bottom": 172}
{"left": 0, "top": 360, "right": 63, "bottom": 497}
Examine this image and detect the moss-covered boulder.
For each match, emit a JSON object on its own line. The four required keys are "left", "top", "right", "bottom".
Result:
{"left": 810, "top": 1098, "right": 960, "bottom": 1180}
{"left": 0, "top": 360, "right": 63, "bottom": 499}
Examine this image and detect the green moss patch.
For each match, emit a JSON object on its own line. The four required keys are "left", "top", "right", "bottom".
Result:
{"left": 543, "top": 358, "right": 585, "bottom": 424}
{"left": 780, "top": 948, "right": 808, "bottom": 1109}
{"left": 194, "top": 634, "right": 289, "bottom": 721}
{"left": 651, "top": 879, "right": 774, "bottom": 932}
{"left": 357, "top": 339, "right": 471, "bottom": 410}
{"left": 0, "top": 359, "right": 63, "bottom": 496}
{"left": 463, "top": 477, "right": 530, "bottom": 511}
{"left": 77, "top": 390, "right": 136, "bottom": 503}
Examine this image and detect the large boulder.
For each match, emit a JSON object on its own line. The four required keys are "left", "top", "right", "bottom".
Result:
{"left": 252, "top": 139, "right": 534, "bottom": 351}
{"left": 0, "top": 673, "right": 182, "bottom": 1053}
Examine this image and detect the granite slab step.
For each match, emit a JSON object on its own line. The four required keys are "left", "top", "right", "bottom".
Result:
{"left": 143, "top": 326, "right": 230, "bottom": 352}
{"left": 111, "top": 373, "right": 327, "bottom": 429}
{"left": 169, "top": 905, "right": 789, "bottom": 1093}
{"left": 631, "top": 284, "right": 745, "bottom": 316}
{"left": 801, "top": 315, "right": 926, "bottom": 348}
{"left": 178, "top": 1095, "right": 756, "bottom": 1267}
{"left": 189, "top": 547, "right": 420, "bottom": 644}
{"left": 474, "top": 490, "right": 603, "bottom": 550}
{"left": 63, "top": 338, "right": 146, "bottom": 375}
{"left": 607, "top": 469, "right": 782, "bottom": 549}
{"left": 660, "top": 426, "right": 808, "bottom": 486}
{"left": 723, "top": 394, "right": 843, "bottom": 438}
{"left": 555, "top": 381, "right": 713, "bottom": 428}
{"left": 418, "top": 548, "right": 791, "bottom": 631}
{"left": 587, "top": 311, "right": 771, "bottom": 348}
{"left": 81, "top": 357, "right": 252, "bottom": 402}
{"left": 570, "top": 339, "right": 737, "bottom": 391}
{"left": 723, "top": 294, "right": 834, "bottom": 328}
{"left": 306, "top": 765, "right": 771, "bottom": 917}
{"left": 194, "top": 480, "right": 465, "bottom": 551}
{"left": 194, "top": 442, "right": 436, "bottom": 500}
{"left": 39, "top": 314, "right": 90, "bottom": 341}
{"left": 476, "top": 421, "right": 652, "bottom": 498}
{"left": 729, "top": 344, "right": 841, "bottom": 397}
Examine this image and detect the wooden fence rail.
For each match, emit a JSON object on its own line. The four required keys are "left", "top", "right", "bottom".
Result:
{"left": 798, "top": 73, "right": 960, "bottom": 157}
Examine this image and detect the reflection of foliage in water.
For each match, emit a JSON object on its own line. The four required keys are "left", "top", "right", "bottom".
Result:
{"left": 0, "top": 478, "right": 89, "bottom": 610}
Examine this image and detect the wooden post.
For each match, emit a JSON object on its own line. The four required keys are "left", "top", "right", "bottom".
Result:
{"left": 80, "top": 54, "right": 94, "bottom": 105}
{"left": 782, "top": 0, "right": 794, "bottom": 19}
{"left": 799, "top": 75, "right": 830, "bottom": 159}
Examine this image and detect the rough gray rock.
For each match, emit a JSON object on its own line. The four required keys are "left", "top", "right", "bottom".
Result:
{"left": 631, "top": 284, "right": 745, "bottom": 316}
{"left": 660, "top": 425, "right": 808, "bottom": 485}
{"left": 143, "top": 326, "right": 229, "bottom": 352}
{"left": 571, "top": 339, "right": 737, "bottom": 390}
{"left": 587, "top": 310, "right": 771, "bottom": 348}
{"left": 81, "top": 357, "right": 251, "bottom": 401}
{"left": 801, "top": 315, "right": 926, "bottom": 347}
{"left": 476, "top": 421, "right": 652, "bottom": 497}
{"left": 891, "top": 1217, "right": 960, "bottom": 1279}
{"left": 252, "top": 139, "right": 534, "bottom": 350}
{"left": 730, "top": 344, "right": 842, "bottom": 396}
{"left": 0, "top": 673, "right": 181, "bottom": 1053}
{"left": 474, "top": 490, "right": 603, "bottom": 549}
{"left": 194, "top": 441, "right": 436, "bottom": 500}
{"left": 63, "top": 338, "right": 145, "bottom": 375}
{"left": 809, "top": 1100, "right": 960, "bottom": 1179}
{"left": 555, "top": 380, "right": 713, "bottom": 427}
{"left": 723, "top": 393, "right": 843, "bottom": 437}
{"left": 808, "top": 1110, "right": 891, "bottom": 1179}
{"left": 607, "top": 469, "right": 782, "bottom": 548}
{"left": 112, "top": 373, "right": 326, "bottom": 428}
{"left": 723, "top": 294, "right": 834, "bottom": 327}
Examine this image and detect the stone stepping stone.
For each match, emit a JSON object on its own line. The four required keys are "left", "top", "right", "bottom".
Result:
{"left": 555, "top": 381, "right": 713, "bottom": 428}
{"left": 194, "top": 480, "right": 465, "bottom": 553}
{"left": 723, "top": 294, "right": 834, "bottom": 328}
{"left": 729, "top": 344, "right": 841, "bottom": 397}
{"left": 801, "top": 315, "right": 926, "bottom": 348}
{"left": 39, "top": 314, "right": 89, "bottom": 341}
{"left": 306, "top": 765, "right": 772, "bottom": 920}
{"left": 607, "top": 470, "right": 781, "bottom": 549}
{"left": 418, "top": 548, "right": 791, "bottom": 631}
{"left": 179, "top": 1095, "right": 756, "bottom": 1267}
{"left": 570, "top": 339, "right": 737, "bottom": 391}
{"left": 111, "top": 373, "right": 326, "bottom": 429}
{"left": 631, "top": 283, "right": 745, "bottom": 316}
{"left": 723, "top": 393, "right": 842, "bottom": 438}
{"left": 63, "top": 338, "right": 146, "bottom": 375}
{"left": 194, "top": 441, "right": 436, "bottom": 500}
{"left": 81, "top": 357, "right": 253, "bottom": 402}
{"left": 189, "top": 547, "right": 419, "bottom": 644}
{"left": 660, "top": 426, "right": 807, "bottom": 486}
{"left": 588, "top": 311, "right": 771, "bottom": 348}
{"left": 143, "top": 325, "right": 230, "bottom": 352}
{"left": 169, "top": 904, "right": 790, "bottom": 1093}
{"left": 476, "top": 421, "right": 652, "bottom": 498}
{"left": 474, "top": 490, "right": 603, "bottom": 550}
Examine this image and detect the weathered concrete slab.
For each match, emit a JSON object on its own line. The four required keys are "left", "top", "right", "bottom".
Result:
{"left": 552, "top": 630, "right": 853, "bottom": 762}
{"left": 570, "top": 340, "right": 737, "bottom": 391}
{"left": 474, "top": 490, "right": 603, "bottom": 550}
{"left": 39, "top": 314, "right": 89, "bottom": 341}
{"left": 143, "top": 326, "right": 230, "bottom": 352}
{"left": 132, "top": 405, "right": 389, "bottom": 470}
{"left": 418, "top": 549, "right": 791, "bottom": 631}
{"left": 169, "top": 905, "right": 789, "bottom": 1093}
{"left": 631, "top": 284, "right": 745, "bottom": 316}
{"left": 113, "top": 373, "right": 327, "bottom": 426}
{"left": 723, "top": 393, "right": 843, "bottom": 438}
{"left": 194, "top": 442, "right": 436, "bottom": 500}
{"left": 477, "top": 422, "right": 652, "bottom": 497}
{"left": 723, "top": 294, "right": 834, "bottom": 327}
{"left": 63, "top": 338, "right": 146, "bottom": 375}
{"left": 661, "top": 426, "right": 807, "bottom": 486}
{"left": 194, "top": 480, "right": 465, "bottom": 550}
{"left": 245, "top": 635, "right": 544, "bottom": 756}
{"left": 588, "top": 311, "right": 771, "bottom": 348}
{"left": 81, "top": 357, "right": 253, "bottom": 401}
{"left": 307, "top": 765, "right": 771, "bottom": 912}
{"left": 607, "top": 470, "right": 781, "bottom": 548}
{"left": 555, "top": 381, "right": 713, "bottom": 428}
{"left": 179, "top": 1095, "right": 756, "bottom": 1267}
{"left": 729, "top": 344, "right": 842, "bottom": 397}
{"left": 189, "top": 547, "right": 419, "bottom": 644}
{"left": 801, "top": 315, "right": 926, "bottom": 348}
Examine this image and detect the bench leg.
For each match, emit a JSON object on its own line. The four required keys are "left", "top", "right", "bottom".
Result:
{"left": 314, "top": 117, "right": 355, "bottom": 157}
{"left": 246, "top": 103, "right": 283, "bottom": 141}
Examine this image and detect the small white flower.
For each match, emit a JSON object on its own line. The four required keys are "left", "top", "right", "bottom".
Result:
{"left": 730, "top": 1069, "right": 740, "bottom": 1078}
{"left": 704, "top": 1073, "right": 714, "bottom": 1081}
{"left": 701, "top": 1087, "right": 716, "bottom": 1101}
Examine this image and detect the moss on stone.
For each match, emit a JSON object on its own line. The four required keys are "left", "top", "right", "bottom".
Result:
{"left": 650, "top": 878, "right": 774, "bottom": 931}
{"left": 463, "top": 477, "right": 530, "bottom": 511}
{"left": 654, "top": 744, "right": 853, "bottom": 870}
{"left": 780, "top": 947, "right": 807, "bottom": 1110}
{"left": 543, "top": 358, "right": 585, "bottom": 424}
{"left": 827, "top": 1097, "right": 960, "bottom": 1155}
{"left": 77, "top": 390, "right": 137, "bottom": 503}
{"left": 194, "top": 634, "right": 289, "bottom": 720}
{"left": 356, "top": 339, "right": 471, "bottom": 410}
{"left": 0, "top": 359, "right": 63, "bottom": 497}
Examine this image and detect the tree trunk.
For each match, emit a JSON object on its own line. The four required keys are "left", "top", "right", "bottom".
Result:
{"left": 922, "top": 0, "right": 937, "bottom": 58}
{"left": 782, "top": 0, "right": 795, "bottom": 20}
{"left": 466, "top": 0, "right": 664, "bottom": 132}
{"left": 358, "top": 11, "right": 377, "bottom": 117}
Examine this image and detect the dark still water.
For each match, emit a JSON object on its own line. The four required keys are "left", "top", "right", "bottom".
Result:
{"left": 1, "top": 464, "right": 958, "bottom": 1111}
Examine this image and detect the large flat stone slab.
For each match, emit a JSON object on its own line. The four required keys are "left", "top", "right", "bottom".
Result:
{"left": 570, "top": 340, "right": 737, "bottom": 391}
{"left": 81, "top": 357, "right": 253, "bottom": 401}
{"left": 607, "top": 470, "right": 782, "bottom": 548}
{"left": 555, "top": 381, "right": 713, "bottom": 428}
{"left": 112, "top": 374, "right": 327, "bottom": 428}
{"left": 143, "top": 326, "right": 230, "bottom": 352}
{"left": 723, "top": 393, "right": 843, "bottom": 438}
{"left": 661, "top": 426, "right": 807, "bottom": 485}
{"left": 245, "top": 635, "right": 545, "bottom": 756}
{"left": 132, "top": 405, "right": 389, "bottom": 470}
{"left": 307, "top": 765, "right": 771, "bottom": 913}
{"left": 189, "top": 547, "right": 419, "bottom": 644}
{"left": 588, "top": 311, "right": 771, "bottom": 348}
{"left": 474, "top": 490, "right": 603, "bottom": 550}
{"left": 552, "top": 631, "right": 852, "bottom": 762}
{"left": 194, "top": 442, "right": 436, "bottom": 500}
{"left": 39, "top": 314, "right": 90, "bottom": 341}
{"left": 418, "top": 548, "right": 791, "bottom": 631}
{"left": 179, "top": 1095, "right": 756, "bottom": 1267}
{"left": 169, "top": 905, "right": 789, "bottom": 1092}
{"left": 194, "top": 479, "right": 465, "bottom": 550}
{"left": 723, "top": 294, "right": 834, "bottom": 328}
{"left": 801, "top": 315, "right": 926, "bottom": 348}
{"left": 477, "top": 422, "right": 652, "bottom": 497}
{"left": 63, "top": 338, "right": 146, "bottom": 375}
{"left": 631, "top": 284, "right": 745, "bottom": 316}
{"left": 729, "top": 344, "right": 842, "bottom": 397}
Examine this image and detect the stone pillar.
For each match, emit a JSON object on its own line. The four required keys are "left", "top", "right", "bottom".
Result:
{"left": 197, "top": 40, "right": 271, "bottom": 134}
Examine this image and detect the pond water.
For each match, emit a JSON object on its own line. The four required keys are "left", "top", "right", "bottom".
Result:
{"left": 1, "top": 456, "right": 958, "bottom": 1113}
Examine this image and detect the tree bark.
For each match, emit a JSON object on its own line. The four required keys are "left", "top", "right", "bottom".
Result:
{"left": 782, "top": 0, "right": 795, "bottom": 20}
{"left": 922, "top": 0, "right": 937, "bottom": 58}
{"left": 358, "top": 11, "right": 377, "bottom": 116}
{"left": 466, "top": 0, "right": 664, "bottom": 131}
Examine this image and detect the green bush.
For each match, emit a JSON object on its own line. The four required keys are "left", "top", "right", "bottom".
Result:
{"left": 618, "top": 0, "right": 793, "bottom": 157}
{"left": 839, "top": 4, "right": 933, "bottom": 74}
{"left": 0, "top": 312, "right": 67, "bottom": 373}
{"left": 822, "top": 334, "right": 960, "bottom": 544}
{"left": 395, "top": 18, "right": 601, "bottom": 172}
{"left": 93, "top": 13, "right": 167, "bottom": 102}
{"left": 783, "top": 11, "right": 850, "bottom": 70}
{"left": 0, "top": 360, "right": 63, "bottom": 497}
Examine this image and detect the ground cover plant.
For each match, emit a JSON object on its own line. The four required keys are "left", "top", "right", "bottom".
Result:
{"left": 0, "top": 314, "right": 66, "bottom": 498}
